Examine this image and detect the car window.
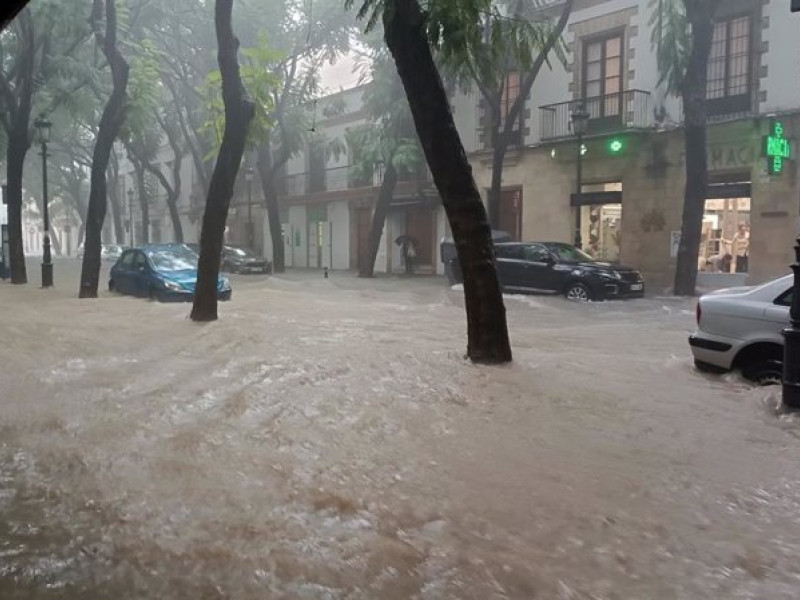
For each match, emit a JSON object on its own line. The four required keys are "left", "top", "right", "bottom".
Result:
{"left": 495, "top": 246, "right": 523, "bottom": 260}
{"left": 148, "top": 251, "right": 197, "bottom": 271}
{"left": 550, "top": 244, "right": 594, "bottom": 263}
{"left": 120, "top": 251, "right": 135, "bottom": 267}
{"left": 775, "top": 289, "right": 793, "bottom": 307}
{"left": 522, "top": 245, "right": 550, "bottom": 263}
{"left": 133, "top": 252, "right": 148, "bottom": 270}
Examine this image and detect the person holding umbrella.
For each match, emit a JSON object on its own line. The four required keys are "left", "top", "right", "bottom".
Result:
{"left": 395, "top": 234, "right": 418, "bottom": 275}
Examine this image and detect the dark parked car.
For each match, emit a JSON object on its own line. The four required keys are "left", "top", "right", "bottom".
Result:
{"left": 221, "top": 245, "right": 272, "bottom": 274}
{"left": 441, "top": 230, "right": 512, "bottom": 284}
{"left": 109, "top": 245, "right": 232, "bottom": 302}
{"left": 446, "top": 241, "right": 644, "bottom": 301}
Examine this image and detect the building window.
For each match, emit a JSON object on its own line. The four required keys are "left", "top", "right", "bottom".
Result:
{"left": 706, "top": 15, "right": 752, "bottom": 116}
{"left": 477, "top": 71, "right": 524, "bottom": 148}
{"left": 582, "top": 32, "right": 623, "bottom": 119}
{"left": 500, "top": 71, "right": 521, "bottom": 133}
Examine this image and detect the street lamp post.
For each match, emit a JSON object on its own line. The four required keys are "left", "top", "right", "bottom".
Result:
{"left": 127, "top": 187, "right": 135, "bottom": 247}
{"left": 245, "top": 165, "right": 254, "bottom": 249}
{"left": 570, "top": 101, "right": 590, "bottom": 249}
{"left": 34, "top": 114, "right": 53, "bottom": 287}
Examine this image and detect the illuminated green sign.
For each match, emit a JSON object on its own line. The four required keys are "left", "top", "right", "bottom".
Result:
{"left": 606, "top": 137, "right": 624, "bottom": 155}
{"left": 764, "top": 119, "right": 791, "bottom": 174}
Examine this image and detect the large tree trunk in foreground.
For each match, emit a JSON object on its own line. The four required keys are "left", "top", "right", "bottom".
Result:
{"left": 383, "top": 0, "right": 511, "bottom": 363}
{"left": 6, "top": 129, "right": 29, "bottom": 284}
{"left": 256, "top": 143, "right": 285, "bottom": 273}
{"left": 673, "top": 0, "right": 718, "bottom": 296}
{"left": 3, "top": 8, "right": 34, "bottom": 284}
{"left": 190, "top": 0, "right": 254, "bottom": 321}
{"left": 359, "top": 162, "right": 397, "bottom": 278}
{"left": 79, "top": 0, "right": 129, "bottom": 298}
{"left": 0, "top": 0, "right": 28, "bottom": 32}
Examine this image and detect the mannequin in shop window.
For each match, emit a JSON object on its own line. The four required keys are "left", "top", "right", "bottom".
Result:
{"left": 729, "top": 223, "right": 750, "bottom": 273}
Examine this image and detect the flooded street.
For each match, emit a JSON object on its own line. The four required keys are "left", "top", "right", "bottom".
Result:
{"left": 2, "top": 261, "right": 800, "bottom": 599}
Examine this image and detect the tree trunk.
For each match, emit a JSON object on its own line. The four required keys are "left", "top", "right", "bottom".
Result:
{"left": 0, "top": 1, "right": 29, "bottom": 32}
{"left": 256, "top": 143, "right": 284, "bottom": 272}
{"left": 6, "top": 129, "right": 29, "bottom": 284}
{"left": 190, "top": 0, "right": 254, "bottom": 321}
{"left": 79, "top": 0, "right": 129, "bottom": 298}
{"left": 485, "top": 0, "right": 573, "bottom": 230}
{"left": 359, "top": 162, "right": 397, "bottom": 278}
{"left": 383, "top": 0, "right": 511, "bottom": 364}
{"left": 673, "top": 0, "right": 718, "bottom": 296}
{"left": 487, "top": 125, "right": 506, "bottom": 229}
{"left": 3, "top": 8, "right": 34, "bottom": 284}
{"left": 134, "top": 162, "right": 149, "bottom": 243}
{"left": 107, "top": 154, "right": 125, "bottom": 244}
{"left": 49, "top": 226, "right": 62, "bottom": 256}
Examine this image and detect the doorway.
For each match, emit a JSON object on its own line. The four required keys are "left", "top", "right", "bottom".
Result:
{"left": 498, "top": 187, "right": 522, "bottom": 240}
{"left": 405, "top": 205, "right": 435, "bottom": 273}
{"left": 573, "top": 182, "right": 623, "bottom": 261}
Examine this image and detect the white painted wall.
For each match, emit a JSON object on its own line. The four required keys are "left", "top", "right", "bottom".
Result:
{"left": 761, "top": 3, "right": 800, "bottom": 114}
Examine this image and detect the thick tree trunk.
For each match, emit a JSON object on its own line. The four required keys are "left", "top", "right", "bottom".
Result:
{"left": 2, "top": 9, "right": 34, "bottom": 284}
{"left": 190, "top": 0, "right": 254, "bottom": 321}
{"left": 384, "top": 0, "right": 511, "bottom": 363}
{"left": 0, "top": 1, "right": 28, "bottom": 32}
{"left": 79, "top": 0, "right": 129, "bottom": 298}
{"left": 6, "top": 130, "right": 29, "bottom": 284}
{"left": 256, "top": 144, "right": 285, "bottom": 273}
{"left": 359, "top": 162, "right": 397, "bottom": 278}
{"left": 673, "top": 0, "right": 718, "bottom": 296}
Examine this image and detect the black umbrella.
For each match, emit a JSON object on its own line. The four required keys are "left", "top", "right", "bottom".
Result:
{"left": 394, "top": 234, "right": 418, "bottom": 247}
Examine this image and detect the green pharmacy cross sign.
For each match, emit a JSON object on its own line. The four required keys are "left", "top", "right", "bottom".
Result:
{"left": 764, "top": 119, "right": 792, "bottom": 175}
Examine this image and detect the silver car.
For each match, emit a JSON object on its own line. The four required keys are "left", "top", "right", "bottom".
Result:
{"left": 689, "top": 275, "right": 792, "bottom": 385}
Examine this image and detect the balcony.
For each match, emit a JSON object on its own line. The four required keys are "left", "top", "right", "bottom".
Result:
{"left": 283, "top": 164, "right": 432, "bottom": 197}
{"left": 539, "top": 90, "right": 652, "bottom": 141}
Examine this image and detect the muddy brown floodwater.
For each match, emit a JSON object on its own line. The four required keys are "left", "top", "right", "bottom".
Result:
{"left": 1, "top": 265, "right": 800, "bottom": 599}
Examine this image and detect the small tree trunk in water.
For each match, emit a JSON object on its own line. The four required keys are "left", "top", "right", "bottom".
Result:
{"left": 383, "top": 0, "right": 511, "bottom": 363}
{"left": 673, "top": 0, "right": 718, "bottom": 296}
{"left": 256, "top": 144, "right": 285, "bottom": 272}
{"left": 79, "top": 0, "right": 129, "bottom": 298}
{"left": 190, "top": 0, "right": 254, "bottom": 321}
{"left": 359, "top": 162, "right": 397, "bottom": 278}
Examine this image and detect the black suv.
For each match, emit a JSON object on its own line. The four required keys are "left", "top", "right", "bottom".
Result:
{"left": 445, "top": 241, "right": 644, "bottom": 301}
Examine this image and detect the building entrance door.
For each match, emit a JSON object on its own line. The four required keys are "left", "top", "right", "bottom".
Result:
{"left": 405, "top": 206, "right": 434, "bottom": 272}
{"left": 498, "top": 187, "right": 522, "bottom": 240}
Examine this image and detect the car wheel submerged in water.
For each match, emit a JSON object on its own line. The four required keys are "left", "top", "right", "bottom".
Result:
{"left": 565, "top": 282, "right": 592, "bottom": 302}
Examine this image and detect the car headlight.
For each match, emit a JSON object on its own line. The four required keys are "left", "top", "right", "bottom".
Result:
{"left": 164, "top": 280, "right": 183, "bottom": 291}
{"left": 600, "top": 270, "right": 622, "bottom": 280}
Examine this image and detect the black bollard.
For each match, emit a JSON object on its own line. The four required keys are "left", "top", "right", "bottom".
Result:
{"left": 324, "top": 266, "right": 329, "bottom": 279}
{"left": 782, "top": 233, "right": 800, "bottom": 409}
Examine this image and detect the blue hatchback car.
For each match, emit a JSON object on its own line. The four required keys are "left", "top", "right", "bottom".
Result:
{"left": 109, "top": 244, "right": 232, "bottom": 302}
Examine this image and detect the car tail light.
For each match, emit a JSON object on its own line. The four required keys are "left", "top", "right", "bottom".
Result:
{"left": 696, "top": 301, "right": 702, "bottom": 326}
